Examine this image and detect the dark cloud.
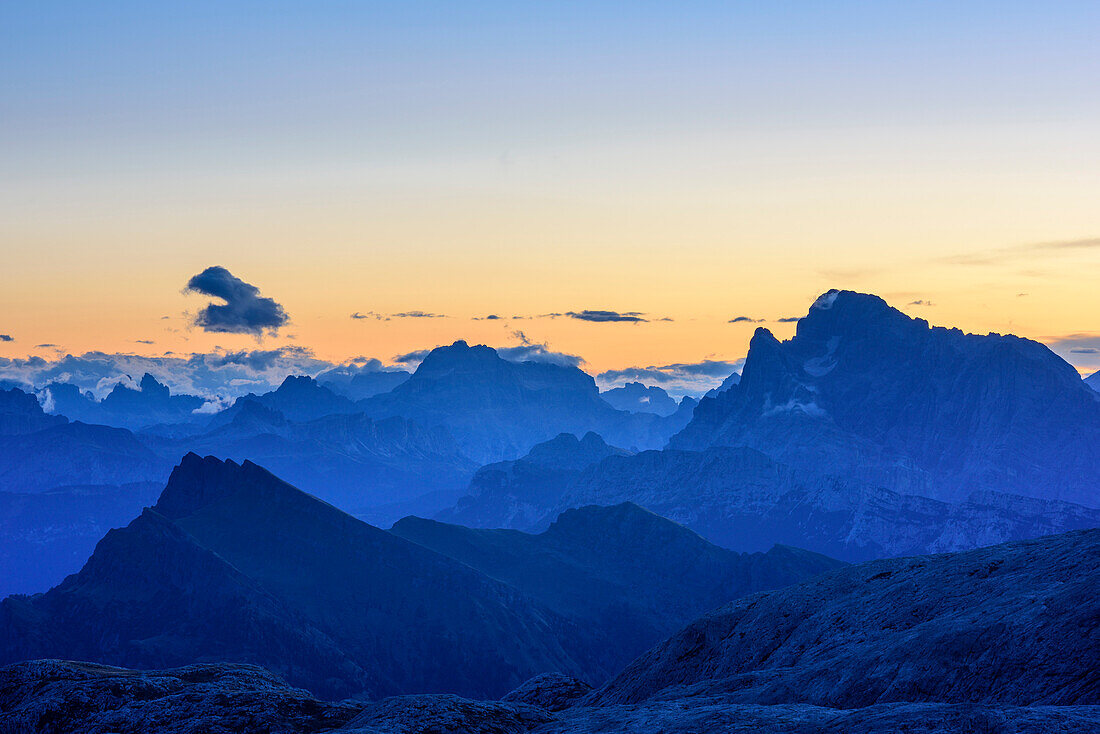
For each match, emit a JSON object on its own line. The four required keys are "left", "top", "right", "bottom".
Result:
{"left": 0, "top": 335, "right": 12, "bottom": 342}
{"left": 497, "top": 344, "right": 584, "bottom": 368}
{"left": 728, "top": 316, "right": 764, "bottom": 324}
{"left": 775, "top": 317, "right": 800, "bottom": 323}
{"left": 35, "top": 344, "right": 58, "bottom": 348}
{"left": 1043, "top": 333, "right": 1100, "bottom": 371}
{"left": 133, "top": 339, "right": 155, "bottom": 345}
{"left": 350, "top": 312, "right": 376, "bottom": 320}
{"left": 908, "top": 300, "right": 935, "bottom": 306}
{"left": 566, "top": 310, "right": 647, "bottom": 323}
{"left": 393, "top": 349, "right": 432, "bottom": 365}
{"left": 472, "top": 314, "right": 502, "bottom": 321}
{"left": 185, "top": 266, "right": 289, "bottom": 336}
{"left": 392, "top": 311, "right": 446, "bottom": 319}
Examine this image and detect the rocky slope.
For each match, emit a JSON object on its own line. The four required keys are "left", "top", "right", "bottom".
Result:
{"left": 592, "top": 528, "right": 1100, "bottom": 707}
{"left": 0, "top": 660, "right": 360, "bottom": 734}
{"left": 558, "top": 446, "right": 1100, "bottom": 561}
{"left": 671, "top": 290, "right": 1100, "bottom": 507}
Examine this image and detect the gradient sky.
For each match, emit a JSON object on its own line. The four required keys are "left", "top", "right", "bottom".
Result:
{"left": 2, "top": 2, "right": 1099, "bottom": 376}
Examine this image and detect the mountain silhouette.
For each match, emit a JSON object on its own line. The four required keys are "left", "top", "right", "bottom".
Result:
{"left": 599, "top": 382, "right": 679, "bottom": 415}
{"left": 671, "top": 290, "right": 1100, "bottom": 507}
{"left": 394, "top": 502, "right": 840, "bottom": 673}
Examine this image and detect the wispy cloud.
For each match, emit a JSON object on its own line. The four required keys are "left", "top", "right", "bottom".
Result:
{"left": 943, "top": 236, "right": 1100, "bottom": 266}
{"left": 728, "top": 316, "right": 765, "bottom": 324}
{"left": 908, "top": 300, "right": 935, "bottom": 306}
{"left": 352, "top": 310, "right": 446, "bottom": 320}
{"left": 775, "top": 317, "right": 800, "bottom": 323}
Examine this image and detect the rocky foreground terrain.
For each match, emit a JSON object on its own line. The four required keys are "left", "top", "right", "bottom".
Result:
{"left": 4, "top": 528, "right": 1097, "bottom": 734}
{"left": 3, "top": 659, "right": 1099, "bottom": 734}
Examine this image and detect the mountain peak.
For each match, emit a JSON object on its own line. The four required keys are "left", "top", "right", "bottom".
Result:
{"left": 154, "top": 453, "right": 273, "bottom": 520}
{"left": 139, "top": 373, "right": 170, "bottom": 397}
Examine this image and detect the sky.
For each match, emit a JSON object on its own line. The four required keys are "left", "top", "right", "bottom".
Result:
{"left": 2, "top": 1, "right": 1099, "bottom": 379}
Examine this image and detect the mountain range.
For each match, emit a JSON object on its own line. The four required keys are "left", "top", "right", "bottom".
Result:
{"left": 671, "top": 290, "right": 1100, "bottom": 507}
{"left": 0, "top": 454, "right": 836, "bottom": 701}
{"left": 358, "top": 340, "right": 694, "bottom": 464}
{"left": 599, "top": 382, "right": 680, "bottom": 416}
{"left": 4, "top": 526, "right": 1096, "bottom": 733}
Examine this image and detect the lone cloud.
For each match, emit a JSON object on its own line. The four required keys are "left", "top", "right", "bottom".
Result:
{"left": 566, "top": 310, "right": 647, "bottom": 323}
{"left": 185, "top": 266, "right": 288, "bottom": 336}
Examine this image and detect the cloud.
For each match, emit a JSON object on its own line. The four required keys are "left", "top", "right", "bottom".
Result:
{"left": 0, "top": 347, "right": 381, "bottom": 402}
{"left": 497, "top": 343, "right": 585, "bottom": 368}
{"left": 350, "top": 312, "right": 376, "bottom": 320}
{"left": 35, "top": 344, "right": 58, "bottom": 348}
{"left": 597, "top": 358, "right": 744, "bottom": 398}
{"left": 185, "top": 266, "right": 289, "bottom": 336}
{"left": 1042, "top": 333, "right": 1100, "bottom": 372}
{"left": 0, "top": 335, "right": 12, "bottom": 342}
{"left": 133, "top": 339, "right": 155, "bottom": 345}
{"left": 908, "top": 300, "right": 935, "bottom": 306}
{"left": 392, "top": 311, "right": 446, "bottom": 319}
{"left": 472, "top": 314, "right": 502, "bottom": 320}
{"left": 566, "top": 310, "right": 647, "bottom": 323}
{"left": 775, "top": 317, "right": 800, "bottom": 323}
{"left": 393, "top": 349, "right": 432, "bottom": 365}
{"left": 942, "top": 236, "right": 1100, "bottom": 267}
{"left": 728, "top": 316, "right": 764, "bottom": 324}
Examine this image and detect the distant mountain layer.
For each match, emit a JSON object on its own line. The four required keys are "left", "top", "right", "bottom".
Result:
{"left": 0, "top": 388, "right": 66, "bottom": 435}
{"left": 0, "top": 421, "right": 172, "bottom": 493}
{"left": 0, "top": 455, "right": 836, "bottom": 701}
{"left": 359, "top": 341, "right": 692, "bottom": 464}
{"left": 43, "top": 374, "right": 207, "bottom": 432}
{"left": 6, "top": 529, "right": 1099, "bottom": 732}
{"left": 393, "top": 502, "right": 841, "bottom": 673}
{"left": 558, "top": 446, "right": 1100, "bottom": 562}
{"left": 600, "top": 382, "right": 679, "bottom": 416}
{"left": 671, "top": 290, "right": 1100, "bottom": 507}
{"left": 593, "top": 528, "right": 1100, "bottom": 708}
{"left": 153, "top": 398, "right": 478, "bottom": 519}
{"left": 1088, "top": 370, "right": 1100, "bottom": 392}
{"left": 316, "top": 367, "right": 411, "bottom": 400}
{"left": 0, "top": 482, "right": 162, "bottom": 597}
{"left": 437, "top": 432, "right": 632, "bottom": 529}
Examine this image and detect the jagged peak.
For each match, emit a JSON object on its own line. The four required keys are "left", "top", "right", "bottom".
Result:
{"left": 153, "top": 453, "right": 277, "bottom": 520}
